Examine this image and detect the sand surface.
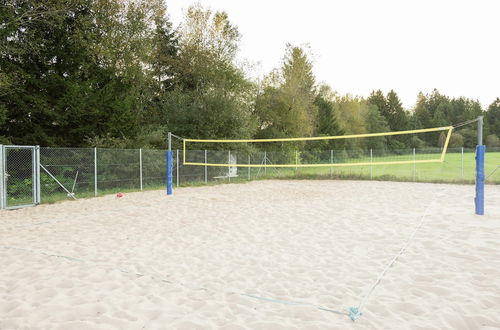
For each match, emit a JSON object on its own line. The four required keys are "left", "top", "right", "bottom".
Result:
{"left": 1, "top": 180, "right": 500, "bottom": 329}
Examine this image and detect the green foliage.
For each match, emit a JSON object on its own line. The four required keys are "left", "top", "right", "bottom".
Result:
{"left": 449, "top": 133, "right": 464, "bottom": 148}
{"left": 255, "top": 45, "right": 317, "bottom": 151}
{"left": 408, "top": 136, "right": 425, "bottom": 149}
{"left": 367, "top": 90, "right": 387, "bottom": 118}
{"left": 364, "top": 104, "right": 390, "bottom": 150}
{"left": 367, "top": 89, "right": 408, "bottom": 132}
{"left": 154, "top": 4, "right": 257, "bottom": 146}
{"left": 310, "top": 88, "right": 345, "bottom": 150}
{"left": 486, "top": 98, "right": 500, "bottom": 137}
{"left": 409, "top": 90, "right": 485, "bottom": 148}
{"left": 6, "top": 177, "right": 32, "bottom": 197}
{"left": 486, "top": 134, "right": 500, "bottom": 148}
{"left": 331, "top": 94, "right": 369, "bottom": 153}
{"left": 0, "top": 0, "right": 151, "bottom": 146}
{"left": 150, "top": 6, "right": 179, "bottom": 92}
{"left": 367, "top": 89, "right": 410, "bottom": 150}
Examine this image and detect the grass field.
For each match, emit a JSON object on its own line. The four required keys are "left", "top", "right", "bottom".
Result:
{"left": 242, "top": 150, "right": 500, "bottom": 184}
{"left": 297, "top": 151, "right": 500, "bottom": 183}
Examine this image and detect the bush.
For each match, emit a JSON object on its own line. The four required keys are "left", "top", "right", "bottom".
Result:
{"left": 449, "top": 133, "right": 464, "bottom": 148}
{"left": 486, "top": 134, "right": 500, "bottom": 147}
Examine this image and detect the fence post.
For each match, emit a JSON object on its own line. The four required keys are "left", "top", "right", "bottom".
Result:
{"left": 330, "top": 150, "right": 333, "bottom": 178}
{"left": 204, "top": 149, "right": 208, "bottom": 184}
{"left": 176, "top": 149, "right": 180, "bottom": 187}
{"left": 475, "top": 116, "right": 485, "bottom": 215}
{"left": 413, "top": 148, "right": 416, "bottom": 182}
{"left": 295, "top": 150, "right": 298, "bottom": 173}
{"left": 370, "top": 149, "right": 373, "bottom": 180}
{"left": 139, "top": 148, "right": 143, "bottom": 191}
{"left": 248, "top": 154, "right": 251, "bottom": 180}
{"left": 228, "top": 150, "right": 231, "bottom": 183}
{"left": 94, "top": 147, "right": 97, "bottom": 196}
{"left": 264, "top": 151, "right": 267, "bottom": 176}
{"left": 475, "top": 145, "right": 485, "bottom": 215}
{"left": 36, "top": 146, "right": 40, "bottom": 204}
{"left": 166, "top": 150, "right": 173, "bottom": 195}
{"left": 0, "top": 145, "right": 3, "bottom": 209}
{"left": 166, "top": 132, "right": 173, "bottom": 195}
{"left": 461, "top": 147, "right": 464, "bottom": 180}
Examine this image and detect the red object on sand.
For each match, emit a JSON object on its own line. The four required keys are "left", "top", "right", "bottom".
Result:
{"left": 116, "top": 192, "right": 123, "bottom": 198}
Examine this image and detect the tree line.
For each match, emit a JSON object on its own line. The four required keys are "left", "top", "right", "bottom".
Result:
{"left": 1, "top": 1, "right": 499, "bottom": 151}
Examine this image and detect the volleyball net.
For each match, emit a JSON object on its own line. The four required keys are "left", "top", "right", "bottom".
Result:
{"left": 182, "top": 126, "right": 454, "bottom": 168}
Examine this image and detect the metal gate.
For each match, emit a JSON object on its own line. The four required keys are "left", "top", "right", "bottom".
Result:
{"left": 0, "top": 145, "right": 40, "bottom": 209}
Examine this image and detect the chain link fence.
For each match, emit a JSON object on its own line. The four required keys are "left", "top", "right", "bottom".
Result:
{"left": 0, "top": 146, "right": 38, "bottom": 209}
{"left": 1, "top": 146, "right": 499, "bottom": 207}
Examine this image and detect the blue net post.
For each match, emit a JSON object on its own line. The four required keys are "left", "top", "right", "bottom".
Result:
{"left": 166, "top": 150, "right": 173, "bottom": 195}
{"left": 475, "top": 145, "right": 485, "bottom": 215}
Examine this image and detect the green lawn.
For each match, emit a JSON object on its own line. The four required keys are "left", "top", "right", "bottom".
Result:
{"left": 250, "top": 151, "right": 500, "bottom": 184}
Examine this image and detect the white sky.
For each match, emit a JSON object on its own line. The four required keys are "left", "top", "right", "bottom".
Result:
{"left": 166, "top": 0, "right": 499, "bottom": 109}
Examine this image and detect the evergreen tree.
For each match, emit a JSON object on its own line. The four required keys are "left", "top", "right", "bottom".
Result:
{"left": 0, "top": 0, "right": 151, "bottom": 146}
{"left": 310, "top": 86, "right": 344, "bottom": 150}
{"left": 386, "top": 90, "right": 408, "bottom": 131}
{"left": 364, "top": 104, "right": 390, "bottom": 151}
{"left": 426, "top": 89, "right": 450, "bottom": 119}
{"left": 413, "top": 92, "right": 433, "bottom": 129}
{"left": 486, "top": 98, "right": 500, "bottom": 138}
{"left": 367, "top": 90, "right": 387, "bottom": 119}
{"left": 150, "top": 6, "right": 179, "bottom": 92}
{"left": 255, "top": 45, "right": 317, "bottom": 151}
{"left": 384, "top": 90, "right": 408, "bottom": 149}
{"left": 368, "top": 89, "right": 409, "bottom": 149}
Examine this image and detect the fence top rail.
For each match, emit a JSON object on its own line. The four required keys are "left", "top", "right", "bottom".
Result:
{"left": 41, "top": 147, "right": 94, "bottom": 151}
{"left": 2, "top": 145, "right": 37, "bottom": 149}
{"left": 30, "top": 146, "right": 500, "bottom": 153}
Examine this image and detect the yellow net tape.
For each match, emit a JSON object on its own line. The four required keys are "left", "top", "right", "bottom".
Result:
{"left": 183, "top": 126, "right": 453, "bottom": 168}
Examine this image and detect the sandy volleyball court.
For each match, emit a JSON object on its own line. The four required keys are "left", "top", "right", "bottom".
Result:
{"left": 1, "top": 180, "right": 499, "bottom": 329}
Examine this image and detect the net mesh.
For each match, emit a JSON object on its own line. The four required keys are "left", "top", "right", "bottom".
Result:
{"left": 183, "top": 126, "right": 454, "bottom": 167}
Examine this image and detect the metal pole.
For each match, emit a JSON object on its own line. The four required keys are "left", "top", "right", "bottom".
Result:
{"left": 0, "top": 145, "right": 3, "bottom": 209}
{"left": 295, "top": 150, "right": 298, "bottom": 172}
{"left": 248, "top": 155, "right": 251, "bottom": 180}
{"left": 176, "top": 149, "right": 180, "bottom": 187}
{"left": 461, "top": 147, "right": 464, "bottom": 180}
{"left": 475, "top": 116, "right": 485, "bottom": 215}
{"left": 139, "top": 148, "right": 143, "bottom": 191}
{"left": 478, "top": 116, "right": 483, "bottom": 146}
{"left": 40, "top": 164, "right": 77, "bottom": 200}
{"left": 264, "top": 151, "right": 267, "bottom": 175}
{"left": 31, "top": 146, "right": 36, "bottom": 204}
{"left": 204, "top": 150, "right": 208, "bottom": 184}
{"left": 35, "top": 146, "right": 40, "bottom": 204}
{"left": 413, "top": 148, "right": 416, "bottom": 182}
{"left": 94, "top": 147, "right": 97, "bottom": 196}
{"left": 166, "top": 150, "right": 173, "bottom": 195}
{"left": 228, "top": 150, "right": 231, "bottom": 182}
{"left": 330, "top": 150, "right": 333, "bottom": 178}
{"left": 369, "top": 149, "right": 373, "bottom": 179}
{"left": 166, "top": 132, "right": 173, "bottom": 195}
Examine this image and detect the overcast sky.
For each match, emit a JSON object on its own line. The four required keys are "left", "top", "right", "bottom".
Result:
{"left": 167, "top": 0, "right": 499, "bottom": 109}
